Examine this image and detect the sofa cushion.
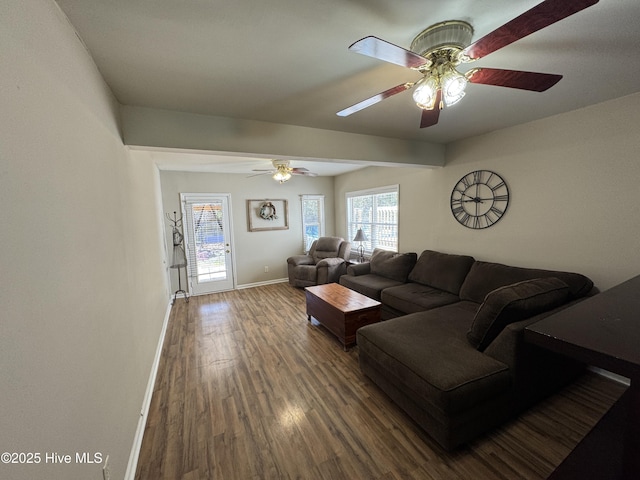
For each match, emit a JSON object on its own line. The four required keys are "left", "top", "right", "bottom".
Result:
{"left": 467, "top": 278, "right": 570, "bottom": 351}
{"left": 311, "top": 236, "right": 343, "bottom": 263}
{"left": 339, "top": 273, "right": 404, "bottom": 301}
{"left": 459, "top": 261, "right": 593, "bottom": 304}
{"left": 357, "top": 302, "right": 511, "bottom": 415}
{"left": 369, "top": 249, "right": 418, "bottom": 282}
{"left": 346, "top": 262, "right": 370, "bottom": 276}
{"left": 408, "top": 250, "right": 475, "bottom": 295}
{"left": 381, "top": 283, "right": 460, "bottom": 314}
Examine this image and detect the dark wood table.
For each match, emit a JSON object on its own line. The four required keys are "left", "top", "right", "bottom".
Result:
{"left": 305, "top": 283, "right": 381, "bottom": 350}
{"left": 524, "top": 274, "right": 640, "bottom": 480}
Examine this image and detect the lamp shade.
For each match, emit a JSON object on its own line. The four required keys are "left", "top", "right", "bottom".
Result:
{"left": 273, "top": 170, "right": 291, "bottom": 183}
{"left": 412, "top": 76, "right": 439, "bottom": 110}
{"left": 441, "top": 66, "right": 467, "bottom": 106}
{"left": 353, "top": 228, "right": 368, "bottom": 242}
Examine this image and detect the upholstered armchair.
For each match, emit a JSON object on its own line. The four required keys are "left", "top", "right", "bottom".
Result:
{"left": 287, "top": 237, "right": 351, "bottom": 288}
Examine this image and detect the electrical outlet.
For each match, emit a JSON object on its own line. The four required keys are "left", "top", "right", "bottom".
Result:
{"left": 102, "top": 455, "right": 111, "bottom": 480}
{"left": 264, "top": 266, "right": 269, "bottom": 273}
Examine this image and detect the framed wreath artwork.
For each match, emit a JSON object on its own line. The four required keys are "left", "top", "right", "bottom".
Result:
{"left": 247, "top": 199, "right": 289, "bottom": 231}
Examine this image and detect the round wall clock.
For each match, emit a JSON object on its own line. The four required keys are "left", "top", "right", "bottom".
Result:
{"left": 450, "top": 170, "right": 509, "bottom": 229}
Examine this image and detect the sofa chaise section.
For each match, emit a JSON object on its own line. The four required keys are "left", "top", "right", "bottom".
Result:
{"left": 357, "top": 302, "right": 513, "bottom": 450}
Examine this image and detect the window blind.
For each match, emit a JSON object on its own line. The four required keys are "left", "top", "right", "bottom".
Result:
{"left": 181, "top": 195, "right": 225, "bottom": 280}
{"left": 300, "top": 195, "right": 325, "bottom": 252}
{"left": 346, "top": 185, "right": 399, "bottom": 254}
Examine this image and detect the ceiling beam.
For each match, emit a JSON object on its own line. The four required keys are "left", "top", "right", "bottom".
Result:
{"left": 121, "top": 106, "right": 445, "bottom": 168}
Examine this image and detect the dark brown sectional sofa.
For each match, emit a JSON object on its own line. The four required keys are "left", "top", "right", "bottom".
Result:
{"left": 339, "top": 249, "right": 594, "bottom": 450}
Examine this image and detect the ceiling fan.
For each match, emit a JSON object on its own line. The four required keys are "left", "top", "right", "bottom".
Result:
{"left": 249, "top": 160, "right": 318, "bottom": 183}
{"left": 337, "top": 0, "right": 599, "bottom": 128}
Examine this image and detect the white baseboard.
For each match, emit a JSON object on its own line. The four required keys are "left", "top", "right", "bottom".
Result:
{"left": 124, "top": 299, "right": 173, "bottom": 480}
{"left": 236, "top": 278, "right": 288, "bottom": 290}
{"left": 588, "top": 366, "right": 631, "bottom": 386}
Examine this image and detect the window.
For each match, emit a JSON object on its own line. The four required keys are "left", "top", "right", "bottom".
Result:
{"left": 300, "top": 195, "right": 325, "bottom": 252}
{"left": 346, "top": 185, "right": 399, "bottom": 254}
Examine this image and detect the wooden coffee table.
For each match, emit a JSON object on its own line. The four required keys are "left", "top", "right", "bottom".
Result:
{"left": 305, "top": 283, "right": 381, "bottom": 350}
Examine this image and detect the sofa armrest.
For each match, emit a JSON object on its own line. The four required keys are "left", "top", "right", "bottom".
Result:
{"left": 484, "top": 298, "right": 586, "bottom": 371}
{"left": 484, "top": 300, "right": 586, "bottom": 404}
{"left": 316, "top": 257, "right": 347, "bottom": 284}
{"left": 346, "top": 262, "right": 371, "bottom": 276}
{"left": 483, "top": 316, "right": 539, "bottom": 372}
{"left": 287, "top": 254, "right": 315, "bottom": 267}
{"left": 482, "top": 313, "right": 583, "bottom": 416}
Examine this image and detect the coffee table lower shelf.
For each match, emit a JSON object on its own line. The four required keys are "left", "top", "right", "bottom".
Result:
{"left": 305, "top": 283, "right": 381, "bottom": 350}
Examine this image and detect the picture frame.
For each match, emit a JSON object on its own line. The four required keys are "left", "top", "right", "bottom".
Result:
{"left": 247, "top": 199, "right": 289, "bottom": 231}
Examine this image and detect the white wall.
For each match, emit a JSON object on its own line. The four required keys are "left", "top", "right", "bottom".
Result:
{"left": 0, "top": 2, "right": 169, "bottom": 479}
{"left": 335, "top": 92, "right": 640, "bottom": 291}
{"left": 157, "top": 169, "right": 335, "bottom": 289}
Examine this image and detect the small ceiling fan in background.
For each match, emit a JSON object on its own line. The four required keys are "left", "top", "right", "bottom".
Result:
{"left": 249, "top": 159, "right": 318, "bottom": 183}
{"left": 337, "top": 0, "right": 599, "bottom": 128}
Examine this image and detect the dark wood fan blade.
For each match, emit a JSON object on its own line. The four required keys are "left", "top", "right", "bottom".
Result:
{"left": 461, "top": 0, "right": 599, "bottom": 61}
{"left": 467, "top": 68, "right": 562, "bottom": 91}
{"left": 292, "top": 171, "right": 318, "bottom": 177}
{"left": 419, "top": 90, "right": 441, "bottom": 128}
{"left": 349, "top": 36, "right": 430, "bottom": 69}
{"left": 337, "top": 83, "right": 413, "bottom": 117}
{"left": 291, "top": 168, "right": 309, "bottom": 173}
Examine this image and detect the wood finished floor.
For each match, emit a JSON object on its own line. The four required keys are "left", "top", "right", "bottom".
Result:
{"left": 135, "top": 282, "right": 626, "bottom": 480}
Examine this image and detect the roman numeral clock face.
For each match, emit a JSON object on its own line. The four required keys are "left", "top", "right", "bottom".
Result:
{"left": 450, "top": 170, "right": 509, "bottom": 229}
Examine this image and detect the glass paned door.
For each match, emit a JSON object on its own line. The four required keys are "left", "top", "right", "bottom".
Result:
{"left": 181, "top": 193, "right": 234, "bottom": 295}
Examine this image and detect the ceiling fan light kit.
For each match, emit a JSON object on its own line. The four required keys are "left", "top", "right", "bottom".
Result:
{"left": 271, "top": 160, "right": 292, "bottom": 183}
{"left": 389, "top": 22, "right": 475, "bottom": 112}
{"left": 412, "top": 63, "right": 468, "bottom": 110}
{"left": 249, "top": 159, "right": 318, "bottom": 183}
{"left": 338, "top": 0, "right": 600, "bottom": 128}
{"left": 273, "top": 168, "right": 292, "bottom": 183}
